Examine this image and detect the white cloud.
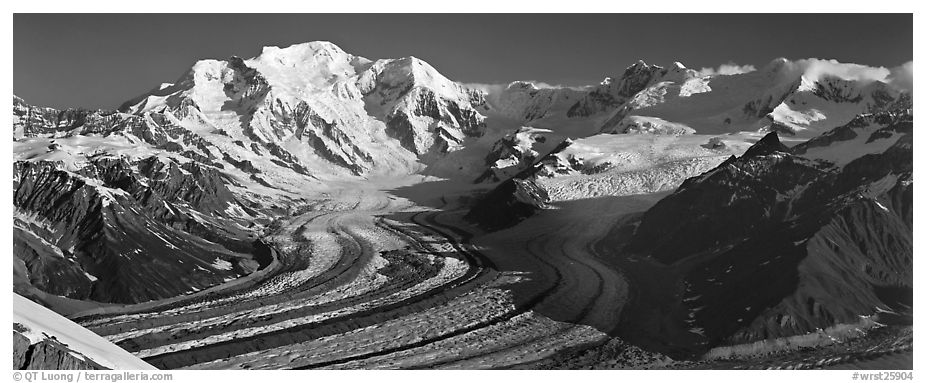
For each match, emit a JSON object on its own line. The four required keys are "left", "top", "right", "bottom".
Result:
{"left": 886, "top": 61, "right": 913, "bottom": 92}
{"left": 466, "top": 59, "right": 913, "bottom": 97}
{"left": 760, "top": 58, "right": 911, "bottom": 92}
{"left": 699, "top": 62, "right": 757, "bottom": 76}
{"left": 528, "top": 81, "right": 573, "bottom": 89}
{"left": 794, "top": 58, "right": 891, "bottom": 83}
{"left": 462, "top": 82, "right": 508, "bottom": 95}
{"left": 463, "top": 81, "right": 590, "bottom": 95}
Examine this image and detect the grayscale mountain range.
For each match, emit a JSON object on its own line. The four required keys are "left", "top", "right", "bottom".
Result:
{"left": 13, "top": 39, "right": 912, "bottom": 370}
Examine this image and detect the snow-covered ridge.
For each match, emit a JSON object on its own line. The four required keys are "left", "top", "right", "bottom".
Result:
{"left": 462, "top": 57, "right": 910, "bottom": 147}
{"left": 14, "top": 293, "right": 157, "bottom": 369}
{"left": 21, "top": 43, "right": 913, "bottom": 185}
{"left": 116, "top": 41, "right": 489, "bottom": 177}
{"left": 793, "top": 109, "right": 912, "bottom": 166}
{"left": 599, "top": 58, "right": 912, "bottom": 138}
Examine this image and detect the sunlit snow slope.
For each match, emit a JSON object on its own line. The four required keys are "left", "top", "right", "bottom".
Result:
{"left": 14, "top": 294, "right": 157, "bottom": 370}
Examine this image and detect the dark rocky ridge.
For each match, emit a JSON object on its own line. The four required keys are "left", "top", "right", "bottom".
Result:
{"left": 474, "top": 127, "right": 559, "bottom": 183}
{"left": 14, "top": 98, "right": 219, "bottom": 166}
{"left": 792, "top": 110, "right": 912, "bottom": 157}
{"left": 464, "top": 177, "right": 550, "bottom": 232}
{"left": 13, "top": 94, "right": 292, "bottom": 306}
{"left": 465, "top": 139, "right": 572, "bottom": 231}
{"left": 612, "top": 111, "right": 912, "bottom": 358}
{"left": 13, "top": 331, "right": 107, "bottom": 370}
{"left": 13, "top": 158, "right": 260, "bottom": 304}
{"left": 567, "top": 60, "right": 667, "bottom": 118}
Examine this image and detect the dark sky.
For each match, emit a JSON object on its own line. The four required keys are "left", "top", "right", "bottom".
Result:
{"left": 14, "top": 14, "right": 913, "bottom": 110}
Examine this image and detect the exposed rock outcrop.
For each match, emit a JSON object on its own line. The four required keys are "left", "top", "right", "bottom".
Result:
{"left": 13, "top": 331, "right": 106, "bottom": 370}
{"left": 13, "top": 158, "right": 259, "bottom": 304}
{"left": 614, "top": 110, "right": 913, "bottom": 357}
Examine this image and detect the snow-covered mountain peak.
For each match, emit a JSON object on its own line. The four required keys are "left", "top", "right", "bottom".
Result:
{"left": 627, "top": 59, "right": 652, "bottom": 70}
{"left": 792, "top": 109, "right": 911, "bottom": 167}
{"left": 741, "top": 131, "right": 791, "bottom": 158}
{"left": 597, "top": 56, "right": 912, "bottom": 138}
{"left": 616, "top": 60, "right": 668, "bottom": 93}
{"left": 362, "top": 56, "right": 461, "bottom": 95}
{"left": 247, "top": 41, "right": 367, "bottom": 95}
{"left": 509, "top": 81, "right": 545, "bottom": 91}
{"left": 253, "top": 40, "right": 373, "bottom": 74}
{"left": 86, "top": 41, "right": 493, "bottom": 182}
{"left": 189, "top": 58, "right": 232, "bottom": 80}
{"left": 258, "top": 40, "right": 351, "bottom": 60}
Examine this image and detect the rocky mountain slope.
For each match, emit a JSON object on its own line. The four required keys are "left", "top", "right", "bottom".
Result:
{"left": 608, "top": 109, "right": 912, "bottom": 357}
{"left": 14, "top": 294, "right": 156, "bottom": 369}
{"left": 13, "top": 97, "right": 271, "bottom": 305}
{"left": 465, "top": 139, "right": 574, "bottom": 230}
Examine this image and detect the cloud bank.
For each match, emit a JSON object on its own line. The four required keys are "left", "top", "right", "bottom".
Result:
{"left": 795, "top": 58, "right": 891, "bottom": 83}
{"left": 886, "top": 61, "right": 913, "bottom": 92}
{"left": 466, "top": 59, "right": 912, "bottom": 96}
{"left": 772, "top": 58, "right": 912, "bottom": 92}
{"left": 699, "top": 62, "right": 757, "bottom": 76}
{"left": 463, "top": 81, "right": 590, "bottom": 95}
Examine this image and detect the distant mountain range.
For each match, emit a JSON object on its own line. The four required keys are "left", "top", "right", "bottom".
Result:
{"left": 11, "top": 41, "right": 913, "bottom": 369}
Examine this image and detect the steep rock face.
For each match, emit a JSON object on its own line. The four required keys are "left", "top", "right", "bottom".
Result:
{"left": 14, "top": 96, "right": 97, "bottom": 138}
{"left": 465, "top": 140, "right": 572, "bottom": 230}
{"left": 14, "top": 97, "right": 221, "bottom": 169}
{"left": 616, "top": 110, "right": 912, "bottom": 356}
{"left": 286, "top": 100, "right": 370, "bottom": 174}
{"left": 381, "top": 86, "right": 486, "bottom": 156}
{"left": 474, "top": 127, "right": 563, "bottom": 183}
{"left": 13, "top": 332, "right": 106, "bottom": 370}
{"left": 792, "top": 109, "right": 912, "bottom": 166}
{"left": 464, "top": 177, "right": 550, "bottom": 232}
{"left": 361, "top": 57, "right": 487, "bottom": 157}
{"left": 567, "top": 60, "right": 672, "bottom": 118}
{"left": 13, "top": 230, "right": 94, "bottom": 300}
{"left": 625, "top": 132, "right": 815, "bottom": 262}
{"left": 13, "top": 159, "right": 258, "bottom": 304}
